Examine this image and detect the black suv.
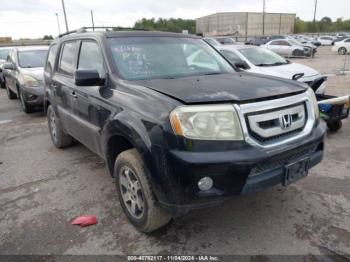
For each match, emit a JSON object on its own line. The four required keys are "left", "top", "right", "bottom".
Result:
{"left": 44, "top": 28, "right": 326, "bottom": 232}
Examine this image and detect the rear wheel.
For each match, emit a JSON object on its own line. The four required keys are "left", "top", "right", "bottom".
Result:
{"left": 338, "top": 47, "right": 347, "bottom": 55}
{"left": 47, "top": 105, "right": 73, "bottom": 148}
{"left": 6, "top": 84, "right": 17, "bottom": 99}
{"left": 115, "top": 149, "right": 171, "bottom": 233}
{"left": 19, "top": 88, "right": 35, "bottom": 113}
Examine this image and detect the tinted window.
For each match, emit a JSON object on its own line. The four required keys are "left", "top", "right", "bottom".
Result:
{"left": 345, "top": 39, "right": 350, "bottom": 42}
{"left": 108, "top": 37, "right": 234, "bottom": 81}
{"left": 270, "top": 41, "right": 280, "bottom": 46}
{"left": 78, "top": 41, "right": 105, "bottom": 75}
{"left": 59, "top": 41, "right": 77, "bottom": 75}
{"left": 18, "top": 50, "right": 48, "bottom": 68}
{"left": 45, "top": 44, "right": 57, "bottom": 73}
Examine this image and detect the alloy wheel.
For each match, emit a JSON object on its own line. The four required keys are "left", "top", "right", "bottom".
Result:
{"left": 49, "top": 110, "right": 58, "bottom": 143}
{"left": 119, "top": 166, "right": 144, "bottom": 219}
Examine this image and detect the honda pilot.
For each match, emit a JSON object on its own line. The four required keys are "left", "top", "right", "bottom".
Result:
{"left": 44, "top": 28, "right": 326, "bottom": 232}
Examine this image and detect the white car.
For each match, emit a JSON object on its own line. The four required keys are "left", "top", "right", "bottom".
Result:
{"left": 331, "top": 38, "right": 350, "bottom": 55}
{"left": 261, "top": 39, "right": 311, "bottom": 57}
{"left": 317, "top": 36, "right": 334, "bottom": 46}
{"left": 217, "top": 45, "right": 327, "bottom": 94}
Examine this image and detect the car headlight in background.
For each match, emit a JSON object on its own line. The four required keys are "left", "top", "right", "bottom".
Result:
{"left": 170, "top": 104, "right": 243, "bottom": 140}
{"left": 307, "top": 87, "right": 320, "bottom": 120}
{"left": 22, "top": 74, "right": 40, "bottom": 87}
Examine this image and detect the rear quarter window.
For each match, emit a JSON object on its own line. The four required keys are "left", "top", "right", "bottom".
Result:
{"left": 45, "top": 44, "right": 57, "bottom": 73}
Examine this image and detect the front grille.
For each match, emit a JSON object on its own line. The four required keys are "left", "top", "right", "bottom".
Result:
{"left": 245, "top": 103, "right": 307, "bottom": 143}
{"left": 249, "top": 144, "right": 317, "bottom": 177}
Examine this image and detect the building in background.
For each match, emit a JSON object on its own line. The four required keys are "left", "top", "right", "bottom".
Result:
{"left": 196, "top": 12, "right": 296, "bottom": 38}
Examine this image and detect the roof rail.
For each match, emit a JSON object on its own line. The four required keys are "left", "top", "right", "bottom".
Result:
{"left": 58, "top": 26, "right": 149, "bottom": 38}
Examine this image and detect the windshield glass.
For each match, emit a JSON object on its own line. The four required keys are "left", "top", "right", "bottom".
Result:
{"left": 18, "top": 50, "right": 48, "bottom": 68}
{"left": 0, "top": 49, "right": 11, "bottom": 60}
{"left": 108, "top": 37, "right": 234, "bottom": 80}
{"left": 287, "top": 38, "right": 302, "bottom": 46}
{"left": 239, "top": 47, "right": 288, "bottom": 66}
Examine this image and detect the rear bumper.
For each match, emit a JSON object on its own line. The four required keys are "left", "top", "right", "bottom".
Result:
{"left": 154, "top": 121, "right": 326, "bottom": 215}
{"left": 22, "top": 85, "right": 44, "bottom": 106}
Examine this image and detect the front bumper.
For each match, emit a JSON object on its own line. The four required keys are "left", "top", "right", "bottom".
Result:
{"left": 154, "top": 121, "right": 326, "bottom": 214}
{"left": 21, "top": 85, "right": 44, "bottom": 106}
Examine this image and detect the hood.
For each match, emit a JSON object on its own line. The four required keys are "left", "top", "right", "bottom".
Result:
{"left": 252, "top": 62, "right": 320, "bottom": 81}
{"left": 21, "top": 67, "right": 44, "bottom": 81}
{"left": 132, "top": 73, "right": 306, "bottom": 104}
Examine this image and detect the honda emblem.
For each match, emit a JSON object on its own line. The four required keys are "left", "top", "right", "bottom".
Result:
{"left": 280, "top": 114, "right": 292, "bottom": 129}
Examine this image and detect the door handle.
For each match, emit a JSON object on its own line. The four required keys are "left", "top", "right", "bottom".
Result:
{"left": 50, "top": 83, "right": 57, "bottom": 88}
{"left": 70, "top": 92, "right": 78, "bottom": 99}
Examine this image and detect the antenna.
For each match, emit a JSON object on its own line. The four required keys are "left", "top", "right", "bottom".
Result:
{"left": 61, "top": 0, "right": 69, "bottom": 32}
{"left": 262, "top": 0, "right": 266, "bottom": 35}
{"left": 91, "top": 10, "right": 95, "bottom": 31}
{"left": 313, "top": 0, "right": 318, "bottom": 23}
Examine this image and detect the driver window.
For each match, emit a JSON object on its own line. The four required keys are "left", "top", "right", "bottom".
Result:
{"left": 78, "top": 41, "right": 105, "bottom": 76}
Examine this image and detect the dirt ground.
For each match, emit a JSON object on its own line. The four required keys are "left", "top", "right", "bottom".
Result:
{"left": 0, "top": 46, "right": 349, "bottom": 258}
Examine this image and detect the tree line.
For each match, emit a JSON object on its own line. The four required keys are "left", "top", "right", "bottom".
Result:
{"left": 132, "top": 17, "right": 350, "bottom": 34}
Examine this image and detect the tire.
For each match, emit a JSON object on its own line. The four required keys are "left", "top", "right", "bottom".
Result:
{"left": 327, "top": 121, "right": 342, "bottom": 132}
{"left": 47, "top": 105, "right": 74, "bottom": 148}
{"left": 6, "top": 84, "right": 17, "bottom": 99}
{"left": 19, "top": 88, "right": 35, "bottom": 113}
{"left": 115, "top": 149, "right": 171, "bottom": 233}
{"left": 338, "top": 47, "right": 347, "bottom": 55}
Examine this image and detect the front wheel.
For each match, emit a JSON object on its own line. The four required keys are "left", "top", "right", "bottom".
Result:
{"left": 19, "top": 88, "right": 35, "bottom": 113}
{"left": 115, "top": 149, "right": 171, "bottom": 233}
{"left": 6, "top": 84, "right": 17, "bottom": 99}
{"left": 338, "top": 47, "right": 347, "bottom": 55}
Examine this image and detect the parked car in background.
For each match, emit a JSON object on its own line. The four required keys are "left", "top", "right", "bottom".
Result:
{"left": 261, "top": 39, "right": 311, "bottom": 57}
{"left": 217, "top": 45, "right": 327, "bottom": 94}
{"left": 287, "top": 37, "right": 317, "bottom": 57}
{"left": 331, "top": 38, "right": 350, "bottom": 55}
{"left": 0, "top": 47, "right": 12, "bottom": 89}
{"left": 332, "top": 36, "right": 348, "bottom": 45}
{"left": 245, "top": 36, "right": 270, "bottom": 46}
{"left": 3, "top": 46, "right": 48, "bottom": 113}
{"left": 317, "top": 36, "right": 334, "bottom": 46}
{"left": 215, "top": 37, "right": 236, "bottom": 45}
{"left": 44, "top": 28, "right": 325, "bottom": 233}
{"left": 203, "top": 37, "right": 221, "bottom": 47}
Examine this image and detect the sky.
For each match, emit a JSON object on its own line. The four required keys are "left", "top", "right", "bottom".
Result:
{"left": 0, "top": 0, "right": 349, "bottom": 39}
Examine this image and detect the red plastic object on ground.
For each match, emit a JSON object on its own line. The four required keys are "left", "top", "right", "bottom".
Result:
{"left": 71, "top": 216, "right": 98, "bottom": 227}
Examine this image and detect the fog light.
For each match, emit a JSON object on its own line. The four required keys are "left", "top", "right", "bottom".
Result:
{"left": 198, "top": 177, "right": 213, "bottom": 191}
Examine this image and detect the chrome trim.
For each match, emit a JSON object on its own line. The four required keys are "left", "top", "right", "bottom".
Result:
{"left": 234, "top": 91, "right": 315, "bottom": 149}
{"left": 247, "top": 104, "right": 306, "bottom": 138}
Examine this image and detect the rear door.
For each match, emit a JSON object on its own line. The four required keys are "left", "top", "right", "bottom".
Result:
{"left": 69, "top": 39, "right": 106, "bottom": 154}
{"left": 52, "top": 40, "right": 79, "bottom": 133}
{"left": 5, "top": 50, "right": 17, "bottom": 93}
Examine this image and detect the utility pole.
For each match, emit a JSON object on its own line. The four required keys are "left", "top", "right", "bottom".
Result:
{"left": 55, "top": 13, "right": 61, "bottom": 35}
{"left": 91, "top": 10, "right": 95, "bottom": 30}
{"left": 262, "top": 0, "right": 266, "bottom": 35}
{"left": 313, "top": 0, "right": 318, "bottom": 23}
{"left": 61, "top": 0, "right": 69, "bottom": 32}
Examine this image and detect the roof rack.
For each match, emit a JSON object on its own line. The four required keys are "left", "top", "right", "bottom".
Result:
{"left": 58, "top": 26, "right": 149, "bottom": 38}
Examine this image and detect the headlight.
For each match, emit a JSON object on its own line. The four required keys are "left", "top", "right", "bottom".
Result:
{"left": 307, "top": 88, "right": 320, "bottom": 120}
{"left": 22, "top": 75, "right": 40, "bottom": 87}
{"left": 170, "top": 104, "right": 243, "bottom": 140}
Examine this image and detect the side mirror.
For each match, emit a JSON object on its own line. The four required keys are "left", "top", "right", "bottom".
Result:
{"left": 3, "top": 63, "right": 15, "bottom": 70}
{"left": 234, "top": 61, "right": 249, "bottom": 70}
{"left": 75, "top": 69, "right": 104, "bottom": 86}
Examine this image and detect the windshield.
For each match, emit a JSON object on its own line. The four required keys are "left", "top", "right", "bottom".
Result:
{"left": 287, "top": 38, "right": 302, "bottom": 46}
{"left": 18, "top": 50, "right": 48, "bottom": 68}
{"left": 239, "top": 47, "right": 288, "bottom": 66}
{"left": 0, "top": 49, "right": 11, "bottom": 60}
{"left": 108, "top": 37, "right": 234, "bottom": 80}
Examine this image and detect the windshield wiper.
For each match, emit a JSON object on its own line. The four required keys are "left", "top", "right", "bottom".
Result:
{"left": 256, "top": 62, "right": 288, "bottom": 67}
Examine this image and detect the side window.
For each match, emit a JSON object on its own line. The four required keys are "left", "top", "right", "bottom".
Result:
{"left": 6, "top": 51, "right": 12, "bottom": 62}
{"left": 345, "top": 39, "right": 350, "bottom": 43}
{"left": 78, "top": 41, "right": 105, "bottom": 75}
{"left": 58, "top": 41, "right": 77, "bottom": 76}
{"left": 280, "top": 41, "right": 290, "bottom": 46}
{"left": 45, "top": 44, "right": 57, "bottom": 73}
{"left": 270, "top": 41, "right": 279, "bottom": 46}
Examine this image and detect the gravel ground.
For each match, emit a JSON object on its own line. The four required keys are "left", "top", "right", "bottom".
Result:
{"left": 0, "top": 46, "right": 349, "bottom": 258}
